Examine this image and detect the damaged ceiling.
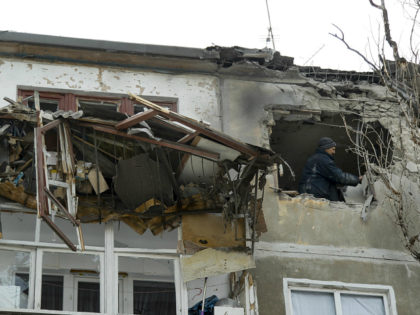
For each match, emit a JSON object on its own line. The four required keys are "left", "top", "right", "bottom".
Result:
{"left": 0, "top": 92, "right": 274, "bottom": 252}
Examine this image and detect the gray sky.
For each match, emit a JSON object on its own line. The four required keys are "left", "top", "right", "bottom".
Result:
{"left": 1, "top": 0, "right": 417, "bottom": 71}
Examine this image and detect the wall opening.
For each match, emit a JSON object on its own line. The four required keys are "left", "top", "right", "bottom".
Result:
{"left": 269, "top": 108, "right": 394, "bottom": 203}
{"left": 270, "top": 112, "right": 360, "bottom": 192}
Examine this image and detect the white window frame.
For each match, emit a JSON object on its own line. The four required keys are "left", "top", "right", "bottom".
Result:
{"left": 0, "top": 223, "right": 187, "bottom": 315}
{"left": 115, "top": 252, "right": 185, "bottom": 315}
{"left": 283, "top": 278, "right": 398, "bottom": 315}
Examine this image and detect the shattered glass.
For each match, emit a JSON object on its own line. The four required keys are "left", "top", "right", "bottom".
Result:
{"left": 0, "top": 249, "right": 31, "bottom": 309}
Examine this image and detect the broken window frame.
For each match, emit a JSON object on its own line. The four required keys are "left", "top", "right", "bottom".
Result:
{"left": 34, "top": 118, "right": 83, "bottom": 251}
{"left": 18, "top": 89, "right": 178, "bottom": 115}
{"left": 283, "top": 278, "right": 398, "bottom": 315}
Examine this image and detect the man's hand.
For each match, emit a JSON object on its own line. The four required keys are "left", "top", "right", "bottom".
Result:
{"left": 359, "top": 175, "right": 363, "bottom": 183}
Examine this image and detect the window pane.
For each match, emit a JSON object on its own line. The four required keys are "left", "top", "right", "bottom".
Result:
{"left": 78, "top": 282, "right": 100, "bottom": 313}
{"left": 0, "top": 250, "right": 30, "bottom": 309}
{"left": 42, "top": 252, "right": 100, "bottom": 312}
{"left": 341, "top": 294, "right": 386, "bottom": 315}
{"left": 28, "top": 99, "right": 58, "bottom": 111}
{"left": 14, "top": 273, "right": 29, "bottom": 309}
{"left": 41, "top": 275, "right": 63, "bottom": 310}
{"left": 1, "top": 212, "right": 36, "bottom": 242}
{"left": 291, "top": 290, "right": 336, "bottom": 315}
{"left": 133, "top": 280, "right": 175, "bottom": 315}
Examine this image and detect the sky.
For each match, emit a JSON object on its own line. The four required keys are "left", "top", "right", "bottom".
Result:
{"left": 0, "top": 0, "right": 418, "bottom": 71}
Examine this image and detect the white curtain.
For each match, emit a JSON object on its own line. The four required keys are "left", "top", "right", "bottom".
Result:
{"left": 341, "top": 294, "right": 385, "bottom": 315}
{"left": 291, "top": 291, "right": 336, "bottom": 315}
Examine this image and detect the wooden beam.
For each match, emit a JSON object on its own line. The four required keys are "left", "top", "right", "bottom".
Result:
{"left": 40, "top": 118, "right": 62, "bottom": 133}
{"left": 128, "top": 93, "right": 258, "bottom": 157}
{"left": 152, "top": 116, "right": 195, "bottom": 134}
{"left": 76, "top": 122, "right": 220, "bottom": 160}
{"left": 177, "top": 131, "right": 200, "bottom": 144}
{"left": 115, "top": 109, "right": 158, "bottom": 130}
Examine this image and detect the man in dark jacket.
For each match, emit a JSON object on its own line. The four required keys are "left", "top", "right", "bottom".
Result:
{"left": 298, "top": 137, "right": 361, "bottom": 201}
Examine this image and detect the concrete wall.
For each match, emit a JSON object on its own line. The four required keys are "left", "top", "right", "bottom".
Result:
{"left": 254, "top": 255, "right": 420, "bottom": 315}
{"left": 218, "top": 73, "right": 419, "bottom": 314}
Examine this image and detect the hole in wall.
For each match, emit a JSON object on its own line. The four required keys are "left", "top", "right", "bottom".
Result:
{"left": 269, "top": 113, "right": 360, "bottom": 191}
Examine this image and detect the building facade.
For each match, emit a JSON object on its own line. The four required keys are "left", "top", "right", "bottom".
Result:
{"left": 0, "top": 31, "right": 419, "bottom": 315}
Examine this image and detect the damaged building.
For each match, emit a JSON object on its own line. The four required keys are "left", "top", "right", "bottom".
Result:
{"left": 0, "top": 31, "right": 419, "bottom": 315}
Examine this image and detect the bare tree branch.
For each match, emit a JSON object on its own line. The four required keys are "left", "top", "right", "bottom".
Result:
{"left": 329, "top": 24, "right": 379, "bottom": 70}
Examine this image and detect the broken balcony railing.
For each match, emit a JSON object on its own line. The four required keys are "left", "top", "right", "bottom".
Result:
{"left": 0, "top": 92, "right": 273, "bottom": 253}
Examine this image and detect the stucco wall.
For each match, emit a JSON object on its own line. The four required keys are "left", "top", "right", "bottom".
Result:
{"left": 0, "top": 57, "right": 222, "bottom": 130}
{"left": 253, "top": 255, "right": 420, "bottom": 315}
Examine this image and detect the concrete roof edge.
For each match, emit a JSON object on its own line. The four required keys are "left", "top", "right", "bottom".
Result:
{"left": 0, "top": 30, "right": 219, "bottom": 60}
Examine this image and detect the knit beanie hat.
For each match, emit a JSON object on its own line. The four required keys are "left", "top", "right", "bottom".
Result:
{"left": 318, "top": 137, "right": 336, "bottom": 150}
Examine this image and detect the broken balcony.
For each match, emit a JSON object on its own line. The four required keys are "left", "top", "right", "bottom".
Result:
{"left": 0, "top": 92, "right": 273, "bottom": 314}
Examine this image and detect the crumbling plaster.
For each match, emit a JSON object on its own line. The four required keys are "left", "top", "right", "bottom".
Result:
{"left": 0, "top": 57, "right": 222, "bottom": 129}
{"left": 260, "top": 174, "right": 407, "bottom": 251}
{"left": 220, "top": 74, "right": 341, "bottom": 148}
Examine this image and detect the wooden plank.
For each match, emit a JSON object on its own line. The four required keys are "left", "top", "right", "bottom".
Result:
{"left": 77, "top": 122, "right": 220, "bottom": 160}
{"left": 151, "top": 116, "right": 195, "bottom": 134}
{"left": 128, "top": 93, "right": 258, "bottom": 157}
{"left": 115, "top": 109, "right": 158, "bottom": 130}
{"left": 40, "top": 118, "right": 62, "bottom": 133}
{"left": 177, "top": 131, "right": 200, "bottom": 144}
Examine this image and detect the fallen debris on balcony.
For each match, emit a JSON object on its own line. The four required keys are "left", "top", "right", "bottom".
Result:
{"left": 0, "top": 93, "right": 275, "bottom": 253}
